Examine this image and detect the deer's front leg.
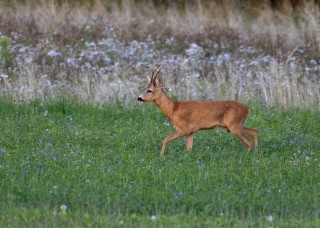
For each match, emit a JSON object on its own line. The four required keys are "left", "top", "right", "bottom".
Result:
{"left": 186, "top": 133, "right": 194, "bottom": 151}
{"left": 160, "top": 131, "right": 185, "bottom": 156}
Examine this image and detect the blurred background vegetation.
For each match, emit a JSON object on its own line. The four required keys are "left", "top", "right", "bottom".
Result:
{"left": 0, "top": 0, "right": 319, "bottom": 107}
{"left": 1, "top": 0, "right": 319, "bottom": 17}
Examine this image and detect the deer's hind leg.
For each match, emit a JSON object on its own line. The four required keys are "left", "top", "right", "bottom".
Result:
{"left": 224, "top": 109, "right": 252, "bottom": 151}
{"left": 244, "top": 127, "right": 258, "bottom": 150}
{"left": 229, "top": 127, "right": 253, "bottom": 151}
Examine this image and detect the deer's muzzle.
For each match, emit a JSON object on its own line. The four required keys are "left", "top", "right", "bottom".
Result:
{"left": 137, "top": 97, "right": 144, "bottom": 102}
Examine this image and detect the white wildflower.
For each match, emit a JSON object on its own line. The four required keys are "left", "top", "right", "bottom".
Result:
{"left": 60, "top": 204, "right": 67, "bottom": 211}
{"left": 266, "top": 215, "right": 273, "bottom": 222}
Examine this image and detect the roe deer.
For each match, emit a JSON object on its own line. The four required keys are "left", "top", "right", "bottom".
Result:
{"left": 137, "top": 65, "right": 258, "bottom": 156}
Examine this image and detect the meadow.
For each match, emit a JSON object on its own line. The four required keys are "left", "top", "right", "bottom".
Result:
{"left": 0, "top": 98, "right": 319, "bottom": 227}
{"left": 1, "top": 0, "right": 320, "bottom": 227}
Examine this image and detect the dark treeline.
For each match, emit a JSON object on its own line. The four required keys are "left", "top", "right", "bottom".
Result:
{"left": 1, "top": 0, "right": 319, "bottom": 12}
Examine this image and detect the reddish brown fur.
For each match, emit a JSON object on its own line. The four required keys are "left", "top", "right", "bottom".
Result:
{"left": 138, "top": 65, "right": 258, "bottom": 156}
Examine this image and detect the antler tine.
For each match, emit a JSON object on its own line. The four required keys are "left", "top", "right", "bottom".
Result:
{"left": 151, "top": 64, "right": 162, "bottom": 75}
{"left": 154, "top": 64, "right": 163, "bottom": 79}
{"left": 150, "top": 64, "right": 163, "bottom": 85}
{"left": 154, "top": 64, "right": 163, "bottom": 86}
{"left": 155, "top": 64, "right": 163, "bottom": 76}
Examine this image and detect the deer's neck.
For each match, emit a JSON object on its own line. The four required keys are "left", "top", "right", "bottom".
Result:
{"left": 154, "top": 91, "right": 175, "bottom": 120}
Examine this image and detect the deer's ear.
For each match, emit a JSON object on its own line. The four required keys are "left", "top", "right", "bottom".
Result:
{"left": 146, "top": 75, "right": 151, "bottom": 82}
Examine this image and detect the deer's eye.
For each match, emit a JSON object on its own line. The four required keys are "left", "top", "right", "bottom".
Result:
{"left": 147, "top": 89, "right": 153, "bottom": 93}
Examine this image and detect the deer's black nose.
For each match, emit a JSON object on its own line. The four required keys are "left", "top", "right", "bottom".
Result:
{"left": 137, "top": 97, "right": 144, "bottom": 101}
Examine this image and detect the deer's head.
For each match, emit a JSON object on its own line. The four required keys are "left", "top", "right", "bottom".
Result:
{"left": 137, "top": 65, "right": 163, "bottom": 102}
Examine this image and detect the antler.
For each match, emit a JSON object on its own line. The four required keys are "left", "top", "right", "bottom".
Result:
{"left": 154, "top": 64, "right": 162, "bottom": 76}
{"left": 150, "top": 64, "right": 163, "bottom": 86}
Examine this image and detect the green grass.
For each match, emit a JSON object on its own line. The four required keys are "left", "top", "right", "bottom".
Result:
{"left": 0, "top": 98, "right": 319, "bottom": 227}
{"left": 0, "top": 36, "right": 15, "bottom": 69}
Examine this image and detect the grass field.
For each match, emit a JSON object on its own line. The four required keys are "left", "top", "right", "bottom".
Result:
{"left": 0, "top": 98, "right": 319, "bottom": 227}
{"left": 0, "top": 1, "right": 320, "bottom": 226}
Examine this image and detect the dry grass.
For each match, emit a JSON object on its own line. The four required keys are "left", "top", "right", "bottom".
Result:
{"left": 164, "top": 62, "right": 319, "bottom": 110}
{"left": 1, "top": 0, "right": 319, "bottom": 48}
{"left": 0, "top": 0, "right": 319, "bottom": 109}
